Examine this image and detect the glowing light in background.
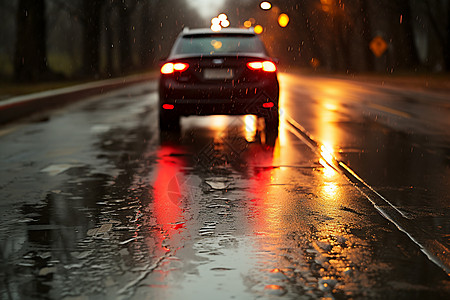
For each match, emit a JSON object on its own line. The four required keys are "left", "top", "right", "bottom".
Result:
{"left": 260, "top": 1, "right": 272, "bottom": 10}
{"left": 211, "top": 24, "right": 221, "bottom": 32}
{"left": 218, "top": 13, "right": 227, "bottom": 22}
{"left": 277, "top": 13, "right": 290, "bottom": 27}
{"left": 211, "top": 40, "right": 223, "bottom": 49}
{"left": 211, "top": 17, "right": 220, "bottom": 25}
{"left": 211, "top": 17, "right": 221, "bottom": 32}
{"left": 211, "top": 13, "right": 230, "bottom": 31}
{"left": 221, "top": 19, "right": 230, "bottom": 27}
{"left": 218, "top": 13, "right": 230, "bottom": 28}
{"left": 320, "top": 0, "right": 335, "bottom": 12}
{"left": 244, "top": 20, "right": 252, "bottom": 28}
{"left": 254, "top": 25, "right": 264, "bottom": 34}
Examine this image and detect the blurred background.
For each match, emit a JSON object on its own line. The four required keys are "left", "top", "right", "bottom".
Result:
{"left": 0, "top": 0, "right": 448, "bottom": 82}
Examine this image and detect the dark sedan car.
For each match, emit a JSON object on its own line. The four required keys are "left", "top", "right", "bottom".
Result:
{"left": 159, "top": 27, "right": 280, "bottom": 132}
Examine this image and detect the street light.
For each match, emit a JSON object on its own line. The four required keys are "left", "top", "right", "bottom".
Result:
{"left": 211, "top": 24, "right": 222, "bottom": 32}
{"left": 218, "top": 14, "right": 228, "bottom": 22}
{"left": 211, "top": 13, "right": 230, "bottom": 32}
{"left": 254, "top": 25, "right": 264, "bottom": 34}
{"left": 211, "top": 17, "right": 220, "bottom": 25}
{"left": 278, "top": 13, "right": 289, "bottom": 27}
{"left": 260, "top": 1, "right": 271, "bottom": 10}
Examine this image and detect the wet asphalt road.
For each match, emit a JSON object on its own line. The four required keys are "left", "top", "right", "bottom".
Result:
{"left": 0, "top": 74, "right": 449, "bottom": 299}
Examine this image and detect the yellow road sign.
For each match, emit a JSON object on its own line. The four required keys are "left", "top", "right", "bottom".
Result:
{"left": 370, "top": 36, "right": 388, "bottom": 57}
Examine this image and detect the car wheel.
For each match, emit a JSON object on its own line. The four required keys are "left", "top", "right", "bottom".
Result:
{"left": 264, "top": 111, "right": 279, "bottom": 133}
{"left": 159, "top": 112, "right": 180, "bottom": 131}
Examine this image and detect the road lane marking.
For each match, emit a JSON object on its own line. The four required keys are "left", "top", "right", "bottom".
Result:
{"left": 285, "top": 114, "right": 450, "bottom": 276}
{"left": 369, "top": 103, "right": 412, "bottom": 118}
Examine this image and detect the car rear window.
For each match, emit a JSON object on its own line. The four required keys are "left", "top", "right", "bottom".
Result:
{"left": 172, "top": 34, "right": 267, "bottom": 55}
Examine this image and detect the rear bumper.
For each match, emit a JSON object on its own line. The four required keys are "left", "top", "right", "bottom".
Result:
{"left": 159, "top": 77, "right": 279, "bottom": 117}
{"left": 161, "top": 98, "right": 278, "bottom": 116}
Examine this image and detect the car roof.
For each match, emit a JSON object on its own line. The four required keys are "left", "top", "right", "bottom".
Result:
{"left": 180, "top": 27, "right": 256, "bottom": 37}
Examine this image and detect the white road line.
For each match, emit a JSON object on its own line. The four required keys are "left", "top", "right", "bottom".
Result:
{"left": 285, "top": 114, "right": 450, "bottom": 276}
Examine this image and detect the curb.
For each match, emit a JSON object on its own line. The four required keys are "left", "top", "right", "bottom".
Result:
{"left": 0, "top": 72, "right": 159, "bottom": 125}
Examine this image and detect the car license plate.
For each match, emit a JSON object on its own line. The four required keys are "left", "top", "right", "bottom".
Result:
{"left": 204, "top": 68, "right": 234, "bottom": 79}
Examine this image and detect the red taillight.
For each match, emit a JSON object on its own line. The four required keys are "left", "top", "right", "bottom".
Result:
{"left": 247, "top": 61, "right": 277, "bottom": 72}
{"left": 263, "top": 102, "right": 274, "bottom": 108}
{"left": 247, "top": 62, "right": 263, "bottom": 70}
{"left": 162, "top": 104, "right": 174, "bottom": 110}
{"left": 161, "top": 62, "right": 189, "bottom": 74}
{"left": 173, "top": 63, "right": 189, "bottom": 72}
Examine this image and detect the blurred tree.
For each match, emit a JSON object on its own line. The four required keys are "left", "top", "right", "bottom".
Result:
{"left": 150, "top": 0, "right": 204, "bottom": 61}
{"left": 444, "top": 1, "right": 450, "bottom": 70}
{"left": 82, "top": 0, "right": 105, "bottom": 77}
{"left": 420, "top": 0, "right": 450, "bottom": 71}
{"left": 100, "top": 0, "right": 203, "bottom": 75}
{"left": 445, "top": 1, "right": 450, "bottom": 70}
{"left": 220, "top": 0, "right": 433, "bottom": 73}
{"left": 139, "top": 0, "right": 153, "bottom": 68}
{"left": 359, "top": 0, "right": 375, "bottom": 71}
{"left": 0, "top": 1, "right": 17, "bottom": 79}
{"left": 8, "top": 0, "right": 446, "bottom": 82}
{"left": 389, "top": 0, "right": 420, "bottom": 70}
{"left": 104, "top": 3, "right": 115, "bottom": 76}
{"left": 14, "top": 0, "right": 48, "bottom": 81}
{"left": 118, "top": 0, "right": 132, "bottom": 74}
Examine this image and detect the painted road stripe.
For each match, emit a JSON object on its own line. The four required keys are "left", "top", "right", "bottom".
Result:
{"left": 369, "top": 103, "right": 412, "bottom": 118}
{"left": 285, "top": 114, "right": 450, "bottom": 276}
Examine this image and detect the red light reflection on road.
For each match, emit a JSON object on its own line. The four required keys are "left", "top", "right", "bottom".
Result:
{"left": 152, "top": 145, "right": 188, "bottom": 252}
{"left": 246, "top": 146, "right": 283, "bottom": 239}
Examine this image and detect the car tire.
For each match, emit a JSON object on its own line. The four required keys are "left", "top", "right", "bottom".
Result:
{"left": 159, "top": 112, "right": 180, "bottom": 131}
{"left": 263, "top": 111, "right": 279, "bottom": 133}
{"left": 262, "top": 111, "right": 278, "bottom": 147}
